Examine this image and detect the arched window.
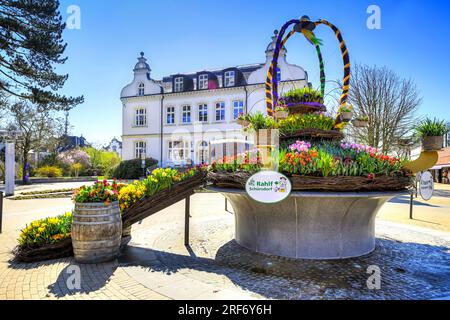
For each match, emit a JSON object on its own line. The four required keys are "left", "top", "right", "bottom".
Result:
{"left": 138, "top": 83, "right": 145, "bottom": 96}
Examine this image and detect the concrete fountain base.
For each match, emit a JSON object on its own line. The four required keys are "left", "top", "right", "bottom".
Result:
{"left": 217, "top": 188, "right": 408, "bottom": 259}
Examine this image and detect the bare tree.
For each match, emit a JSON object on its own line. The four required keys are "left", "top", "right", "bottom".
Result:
{"left": 8, "top": 100, "right": 65, "bottom": 183}
{"left": 347, "top": 64, "right": 421, "bottom": 153}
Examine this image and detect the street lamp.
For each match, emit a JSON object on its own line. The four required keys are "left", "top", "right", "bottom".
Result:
{"left": 141, "top": 151, "right": 146, "bottom": 177}
{"left": 0, "top": 129, "right": 23, "bottom": 196}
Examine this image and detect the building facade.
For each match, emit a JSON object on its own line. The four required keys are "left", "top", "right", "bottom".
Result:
{"left": 120, "top": 31, "right": 309, "bottom": 166}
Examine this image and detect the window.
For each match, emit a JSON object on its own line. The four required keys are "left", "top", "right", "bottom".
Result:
{"left": 166, "top": 106, "right": 175, "bottom": 124}
{"left": 174, "top": 77, "right": 184, "bottom": 92}
{"left": 168, "top": 140, "right": 190, "bottom": 162}
{"left": 198, "top": 104, "right": 208, "bottom": 122}
{"left": 134, "top": 141, "right": 146, "bottom": 159}
{"left": 197, "top": 141, "right": 209, "bottom": 165}
{"left": 182, "top": 105, "right": 191, "bottom": 124}
{"left": 215, "top": 102, "right": 225, "bottom": 121}
{"left": 224, "top": 71, "right": 235, "bottom": 87}
{"left": 135, "top": 108, "right": 147, "bottom": 126}
{"left": 276, "top": 68, "right": 281, "bottom": 82}
{"left": 138, "top": 83, "right": 145, "bottom": 96}
{"left": 233, "top": 100, "right": 244, "bottom": 120}
{"left": 198, "top": 74, "right": 208, "bottom": 90}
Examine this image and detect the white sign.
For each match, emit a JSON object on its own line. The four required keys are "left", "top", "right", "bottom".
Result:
{"left": 419, "top": 171, "right": 434, "bottom": 201}
{"left": 245, "top": 171, "right": 292, "bottom": 204}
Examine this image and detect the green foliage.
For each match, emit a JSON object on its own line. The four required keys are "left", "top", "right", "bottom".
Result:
{"left": 35, "top": 166, "right": 63, "bottom": 178}
{"left": 246, "top": 112, "right": 276, "bottom": 131}
{"left": 84, "top": 147, "right": 121, "bottom": 178}
{"left": 280, "top": 87, "right": 324, "bottom": 104}
{"left": 415, "top": 118, "right": 450, "bottom": 137}
{"left": 355, "top": 115, "right": 369, "bottom": 121}
{"left": 0, "top": 0, "right": 83, "bottom": 109}
{"left": 277, "top": 114, "right": 336, "bottom": 135}
{"left": 112, "top": 158, "right": 158, "bottom": 179}
{"left": 18, "top": 213, "right": 73, "bottom": 248}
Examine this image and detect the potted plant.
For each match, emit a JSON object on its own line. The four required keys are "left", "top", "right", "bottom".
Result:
{"left": 237, "top": 113, "right": 250, "bottom": 127}
{"left": 277, "top": 87, "right": 326, "bottom": 113}
{"left": 71, "top": 180, "right": 123, "bottom": 263}
{"left": 415, "top": 117, "right": 450, "bottom": 151}
{"left": 352, "top": 115, "right": 369, "bottom": 127}
{"left": 339, "top": 105, "right": 353, "bottom": 121}
{"left": 274, "top": 106, "right": 289, "bottom": 119}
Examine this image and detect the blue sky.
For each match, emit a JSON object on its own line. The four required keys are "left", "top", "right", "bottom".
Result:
{"left": 57, "top": 0, "right": 450, "bottom": 145}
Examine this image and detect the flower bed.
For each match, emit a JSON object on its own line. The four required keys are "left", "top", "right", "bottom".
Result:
{"left": 14, "top": 213, "right": 73, "bottom": 262}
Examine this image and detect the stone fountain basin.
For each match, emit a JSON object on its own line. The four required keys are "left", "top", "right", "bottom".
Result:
{"left": 215, "top": 188, "right": 409, "bottom": 260}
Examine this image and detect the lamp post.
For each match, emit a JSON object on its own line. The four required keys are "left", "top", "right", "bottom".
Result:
{"left": 1, "top": 129, "right": 23, "bottom": 196}
{"left": 141, "top": 151, "right": 146, "bottom": 178}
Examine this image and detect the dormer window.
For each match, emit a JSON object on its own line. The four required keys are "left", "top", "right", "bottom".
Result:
{"left": 138, "top": 83, "right": 145, "bottom": 96}
{"left": 174, "top": 77, "right": 184, "bottom": 92}
{"left": 199, "top": 74, "right": 208, "bottom": 90}
{"left": 224, "top": 71, "right": 235, "bottom": 87}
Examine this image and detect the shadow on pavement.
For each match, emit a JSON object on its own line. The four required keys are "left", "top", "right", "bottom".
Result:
{"left": 117, "top": 238, "right": 450, "bottom": 300}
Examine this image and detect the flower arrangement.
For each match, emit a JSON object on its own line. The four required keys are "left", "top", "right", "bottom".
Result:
{"left": 352, "top": 115, "right": 369, "bottom": 127}
{"left": 73, "top": 179, "right": 123, "bottom": 204}
{"left": 237, "top": 113, "right": 251, "bottom": 126}
{"left": 118, "top": 167, "right": 201, "bottom": 211}
{"left": 18, "top": 212, "right": 72, "bottom": 248}
{"left": 278, "top": 87, "right": 324, "bottom": 105}
{"left": 279, "top": 141, "right": 405, "bottom": 178}
{"left": 277, "top": 113, "right": 337, "bottom": 135}
{"left": 210, "top": 150, "right": 262, "bottom": 173}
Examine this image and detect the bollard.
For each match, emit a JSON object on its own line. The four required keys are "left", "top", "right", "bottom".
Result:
{"left": 0, "top": 191, "right": 3, "bottom": 234}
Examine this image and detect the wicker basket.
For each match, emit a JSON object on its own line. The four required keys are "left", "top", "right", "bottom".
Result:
{"left": 207, "top": 171, "right": 412, "bottom": 192}
{"left": 422, "top": 136, "right": 443, "bottom": 151}
{"left": 280, "top": 128, "right": 344, "bottom": 141}
{"left": 286, "top": 102, "right": 327, "bottom": 114}
{"left": 275, "top": 110, "right": 289, "bottom": 119}
{"left": 341, "top": 111, "right": 353, "bottom": 121}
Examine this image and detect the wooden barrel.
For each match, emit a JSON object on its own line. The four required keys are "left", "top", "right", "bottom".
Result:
{"left": 72, "top": 201, "right": 122, "bottom": 264}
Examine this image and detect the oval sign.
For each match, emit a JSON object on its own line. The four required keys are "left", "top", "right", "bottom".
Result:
{"left": 245, "top": 171, "right": 292, "bottom": 204}
{"left": 419, "top": 171, "right": 434, "bottom": 201}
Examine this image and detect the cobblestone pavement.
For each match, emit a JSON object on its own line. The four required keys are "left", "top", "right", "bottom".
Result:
{"left": 1, "top": 193, "right": 450, "bottom": 300}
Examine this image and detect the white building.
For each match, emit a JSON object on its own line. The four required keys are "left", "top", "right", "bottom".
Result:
{"left": 120, "top": 31, "right": 309, "bottom": 166}
{"left": 104, "top": 137, "right": 123, "bottom": 157}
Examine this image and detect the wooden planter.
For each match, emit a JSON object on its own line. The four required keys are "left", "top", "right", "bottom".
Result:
{"left": 422, "top": 136, "right": 443, "bottom": 151}
{"left": 275, "top": 110, "right": 289, "bottom": 119}
{"left": 341, "top": 112, "right": 353, "bottom": 121}
{"left": 122, "top": 172, "right": 206, "bottom": 229}
{"left": 72, "top": 201, "right": 122, "bottom": 264}
{"left": 352, "top": 119, "right": 369, "bottom": 128}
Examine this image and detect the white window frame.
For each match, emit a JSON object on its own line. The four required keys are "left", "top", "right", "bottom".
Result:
{"left": 168, "top": 140, "right": 190, "bottom": 162}
{"left": 134, "top": 108, "right": 147, "bottom": 127}
{"left": 197, "top": 141, "right": 209, "bottom": 165}
{"left": 233, "top": 100, "right": 244, "bottom": 120}
{"left": 198, "top": 104, "right": 208, "bottom": 122}
{"left": 166, "top": 106, "right": 175, "bottom": 124}
{"left": 215, "top": 102, "right": 225, "bottom": 122}
{"left": 224, "top": 71, "right": 235, "bottom": 87}
{"left": 198, "top": 74, "right": 208, "bottom": 90}
{"left": 134, "top": 141, "right": 147, "bottom": 159}
{"left": 138, "top": 83, "right": 145, "bottom": 96}
{"left": 174, "top": 77, "right": 184, "bottom": 92}
{"left": 181, "top": 105, "right": 191, "bottom": 124}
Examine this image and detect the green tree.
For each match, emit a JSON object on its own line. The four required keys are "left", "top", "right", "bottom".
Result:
{"left": 85, "top": 147, "right": 121, "bottom": 177}
{"left": 0, "top": 0, "right": 83, "bottom": 109}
